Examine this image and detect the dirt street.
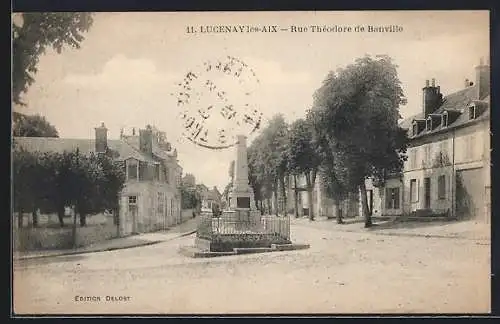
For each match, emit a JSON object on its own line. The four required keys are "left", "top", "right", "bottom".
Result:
{"left": 13, "top": 219, "right": 490, "bottom": 314}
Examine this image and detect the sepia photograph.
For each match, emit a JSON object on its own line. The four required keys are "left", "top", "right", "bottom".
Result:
{"left": 11, "top": 10, "right": 491, "bottom": 315}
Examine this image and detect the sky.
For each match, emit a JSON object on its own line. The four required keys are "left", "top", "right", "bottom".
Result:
{"left": 14, "top": 11, "right": 489, "bottom": 191}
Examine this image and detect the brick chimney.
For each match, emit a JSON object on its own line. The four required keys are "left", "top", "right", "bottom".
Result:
{"left": 95, "top": 122, "right": 108, "bottom": 153}
{"left": 139, "top": 125, "right": 153, "bottom": 155}
{"left": 475, "top": 57, "right": 490, "bottom": 100}
{"left": 422, "top": 78, "right": 443, "bottom": 118}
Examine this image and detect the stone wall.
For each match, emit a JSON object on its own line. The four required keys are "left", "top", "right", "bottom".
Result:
{"left": 13, "top": 223, "right": 118, "bottom": 251}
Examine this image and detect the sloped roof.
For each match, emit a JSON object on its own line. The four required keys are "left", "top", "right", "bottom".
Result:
{"left": 12, "top": 137, "right": 158, "bottom": 163}
{"left": 122, "top": 135, "right": 176, "bottom": 161}
{"left": 434, "top": 85, "right": 478, "bottom": 114}
{"left": 400, "top": 84, "right": 489, "bottom": 139}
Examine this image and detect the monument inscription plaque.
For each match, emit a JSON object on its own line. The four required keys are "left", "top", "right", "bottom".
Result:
{"left": 237, "top": 197, "right": 251, "bottom": 209}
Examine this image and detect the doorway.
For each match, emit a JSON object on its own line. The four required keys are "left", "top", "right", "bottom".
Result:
{"left": 128, "top": 195, "right": 138, "bottom": 234}
{"left": 424, "top": 178, "right": 431, "bottom": 209}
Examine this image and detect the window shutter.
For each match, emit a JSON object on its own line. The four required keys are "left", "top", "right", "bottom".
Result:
{"left": 416, "top": 179, "right": 420, "bottom": 202}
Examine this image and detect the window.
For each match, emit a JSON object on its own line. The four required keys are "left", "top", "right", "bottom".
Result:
{"left": 127, "top": 159, "right": 138, "bottom": 180}
{"left": 469, "top": 106, "right": 476, "bottom": 120}
{"left": 410, "top": 148, "right": 416, "bottom": 169}
{"left": 164, "top": 166, "right": 170, "bottom": 184}
{"left": 439, "top": 141, "right": 449, "bottom": 165}
{"left": 385, "top": 187, "right": 400, "bottom": 209}
{"left": 426, "top": 118, "right": 431, "bottom": 131}
{"left": 154, "top": 164, "right": 160, "bottom": 181}
{"left": 424, "top": 145, "right": 431, "bottom": 167}
{"left": 439, "top": 141, "right": 448, "bottom": 156}
{"left": 410, "top": 179, "right": 418, "bottom": 203}
{"left": 442, "top": 113, "right": 448, "bottom": 127}
{"left": 157, "top": 192, "right": 164, "bottom": 215}
{"left": 128, "top": 195, "right": 137, "bottom": 212}
{"left": 465, "top": 135, "right": 475, "bottom": 160}
{"left": 438, "top": 175, "right": 446, "bottom": 199}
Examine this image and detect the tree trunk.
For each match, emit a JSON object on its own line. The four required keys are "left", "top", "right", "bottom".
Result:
{"left": 31, "top": 205, "right": 38, "bottom": 228}
{"left": 79, "top": 211, "right": 87, "bottom": 227}
{"left": 305, "top": 172, "right": 314, "bottom": 221}
{"left": 280, "top": 176, "right": 287, "bottom": 217}
{"left": 57, "top": 204, "right": 65, "bottom": 227}
{"left": 115, "top": 208, "right": 120, "bottom": 237}
{"left": 360, "top": 180, "right": 372, "bottom": 228}
{"left": 72, "top": 206, "right": 78, "bottom": 249}
{"left": 293, "top": 175, "right": 299, "bottom": 218}
{"left": 274, "top": 189, "right": 279, "bottom": 216}
{"left": 18, "top": 208, "right": 23, "bottom": 229}
{"left": 260, "top": 200, "right": 264, "bottom": 215}
{"left": 334, "top": 196, "right": 344, "bottom": 224}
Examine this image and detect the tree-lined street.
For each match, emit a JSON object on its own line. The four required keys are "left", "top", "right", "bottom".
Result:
{"left": 13, "top": 219, "right": 490, "bottom": 314}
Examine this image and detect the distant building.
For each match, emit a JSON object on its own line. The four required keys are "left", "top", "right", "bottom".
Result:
{"left": 287, "top": 174, "right": 358, "bottom": 218}
{"left": 14, "top": 123, "right": 184, "bottom": 235}
{"left": 182, "top": 173, "right": 196, "bottom": 187}
{"left": 371, "top": 58, "right": 490, "bottom": 222}
{"left": 196, "top": 184, "right": 222, "bottom": 210}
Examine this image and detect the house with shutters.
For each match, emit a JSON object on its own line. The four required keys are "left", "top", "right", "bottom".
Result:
{"left": 13, "top": 123, "right": 184, "bottom": 236}
{"left": 370, "top": 58, "right": 490, "bottom": 222}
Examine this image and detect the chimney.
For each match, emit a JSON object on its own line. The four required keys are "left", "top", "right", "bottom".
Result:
{"left": 422, "top": 79, "right": 443, "bottom": 118}
{"left": 95, "top": 122, "right": 108, "bottom": 153}
{"left": 139, "top": 125, "right": 153, "bottom": 155}
{"left": 475, "top": 56, "right": 490, "bottom": 100}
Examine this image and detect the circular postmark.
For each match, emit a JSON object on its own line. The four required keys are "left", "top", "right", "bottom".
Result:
{"left": 173, "top": 56, "right": 263, "bottom": 150}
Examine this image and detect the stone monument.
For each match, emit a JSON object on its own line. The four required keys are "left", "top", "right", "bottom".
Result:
{"left": 224, "top": 135, "right": 261, "bottom": 228}
{"left": 229, "top": 135, "right": 256, "bottom": 210}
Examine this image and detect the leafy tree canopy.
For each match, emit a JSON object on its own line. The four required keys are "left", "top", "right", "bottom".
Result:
{"left": 313, "top": 54, "right": 409, "bottom": 183}
{"left": 12, "top": 12, "right": 94, "bottom": 105}
{"left": 12, "top": 111, "right": 59, "bottom": 137}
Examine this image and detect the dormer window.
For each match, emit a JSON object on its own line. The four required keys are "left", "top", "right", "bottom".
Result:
{"left": 442, "top": 112, "right": 448, "bottom": 127}
{"left": 469, "top": 105, "right": 476, "bottom": 120}
{"left": 426, "top": 118, "right": 432, "bottom": 131}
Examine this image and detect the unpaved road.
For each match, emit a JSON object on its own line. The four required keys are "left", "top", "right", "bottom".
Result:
{"left": 13, "top": 220, "right": 490, "bottom": 314}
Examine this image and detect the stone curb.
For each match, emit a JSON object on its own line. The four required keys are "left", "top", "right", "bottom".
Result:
{"left": 14, "top": 230, "right": 197, "bottom": 261}
{"left": 179, "top": 243, "right": 310, "bottom": 258}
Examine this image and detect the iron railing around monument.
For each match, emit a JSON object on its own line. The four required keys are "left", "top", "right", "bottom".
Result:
{"left": 196, "top": 211, "right": 290, "bottom": 241}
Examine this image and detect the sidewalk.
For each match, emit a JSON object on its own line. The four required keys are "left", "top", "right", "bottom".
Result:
{"left": 291, "top": 216, "right": 491, "bottom": 241}
{"left": 13, "top": 217, "right": 199, "bottom": 261}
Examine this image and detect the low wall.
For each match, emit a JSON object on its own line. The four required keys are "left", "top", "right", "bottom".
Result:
{"left": 13, "top": 223, "right": 118, "bottom": 251}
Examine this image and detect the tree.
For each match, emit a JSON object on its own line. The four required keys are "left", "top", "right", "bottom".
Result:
{"left": 12, "top": 146, "right": 126, "bottom": 228}
{"left": 260, "top": 114, "right": 289, "bottom": 216}
{"left": 228, "top": 160, "right": 235, "bottom": 183}
{"left": 248, "top": 132, "right": 271, "bottom": 214}
{"left": 181, "top": 185, "right": 199, "bottom": 209}
{"left": 12, "top": 12, "right": 94, "bottom": 105}
{"left": 287, "top": 117, "right": 322, "bottom": 221}
{"left": 12, "top": 111, "right": 59, "bottom": 137}
{"left": 318, "top": 139, "right": 359, "bottom": 224}
{"left": 247, "top": 146, "right": 264, "bottom": 212}
{"left": 12, "top": 145, "right": 39, "bottom": 228}
{"left": 313, "top": 55, "right": 409, "bottom": 228}
{"left": 86, "top": 152, "right": 126, "bottom": 226}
